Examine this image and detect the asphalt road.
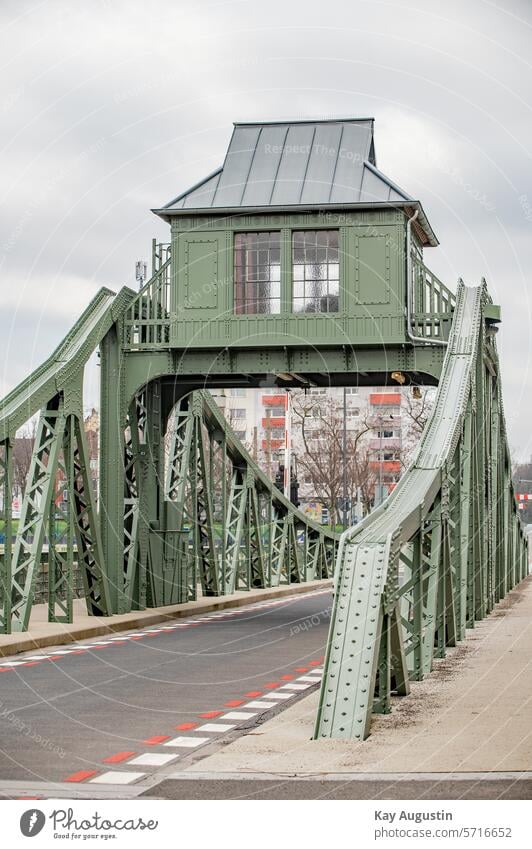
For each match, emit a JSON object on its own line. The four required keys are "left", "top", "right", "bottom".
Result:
{"left": 0, "top": 589, "right": 331, "bottom": 787}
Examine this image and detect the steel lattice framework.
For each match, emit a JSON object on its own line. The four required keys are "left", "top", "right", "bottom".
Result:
{"left": 314, "top": 281, "right": 528, "bottom": 739}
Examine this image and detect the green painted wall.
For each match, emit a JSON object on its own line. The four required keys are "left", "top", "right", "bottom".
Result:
{"left": 169, "top": 210, "right": 408, "bottom": 349}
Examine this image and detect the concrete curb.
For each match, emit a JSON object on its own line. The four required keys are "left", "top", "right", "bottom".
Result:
{"left": 0, "top": 579, "right": 332, "bottom": 658}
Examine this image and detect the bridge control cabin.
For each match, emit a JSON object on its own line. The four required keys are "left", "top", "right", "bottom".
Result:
{"left": 123, "top": 119, "right": 456, "bottom": 387}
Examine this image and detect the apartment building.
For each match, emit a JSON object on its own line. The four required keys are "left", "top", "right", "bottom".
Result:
{"left": 211, "top": 384, "right": 413, "bottom": 514}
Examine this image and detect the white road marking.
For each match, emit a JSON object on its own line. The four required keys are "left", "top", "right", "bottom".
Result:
{"left": 297, "top": 675, "right": 322, "bottom": 682}
{"left": 164, "top": 736, "right": 211, "bottom": 748}
{"left": 262, "top": 692, "right": 293, "bottom": 700}
{"left": 222, "top": 711, "right": 258, "bottom": 720}
{"left": 196, "top": 723, "right": 236, "bottom": 733}
{"left": 128, "top": 753, "right": 179, "bottom": 767}
{"left": 47, "top": 650, "right": 78, "bottom": 655}
{"left": 17, "top": 656, "right": 51, "bottom": 661}
{"left": 0, "top": 661, "right": 26, "bottom": 666}
{"left": 244, "top": 700, "right": 278, "bottom": 709}
{"left": 90, "top": 771, "right": 145, "bottom": 785}
{"left": 280, "top": 683, "right": 311, "bottom": 691}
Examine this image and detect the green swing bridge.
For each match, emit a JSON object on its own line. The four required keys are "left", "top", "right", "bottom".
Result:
{"left": 0, "top": 118, "right": 527, "bottom": 742}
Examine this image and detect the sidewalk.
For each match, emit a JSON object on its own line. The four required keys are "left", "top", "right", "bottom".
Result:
{"left": 182, "top": 575, "right": 532, "bottom": 775}
{"left": 0, "top": 579, "right": 332, "bottom": 658}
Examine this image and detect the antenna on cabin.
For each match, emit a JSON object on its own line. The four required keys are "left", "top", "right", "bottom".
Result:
{"left": 135, "top": 260, "right": 147, "bottom": 290}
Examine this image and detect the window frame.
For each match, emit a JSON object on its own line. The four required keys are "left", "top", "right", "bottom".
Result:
{"left": 231, "top": 226, "right": 342, "bottom": 316}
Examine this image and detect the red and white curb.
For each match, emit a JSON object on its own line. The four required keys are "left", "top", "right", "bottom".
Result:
{"left": 0, "top": 589, "right": 330, "bottom": 673}
{"left": 62, "top": 661, "right": 324, "bottom": 785}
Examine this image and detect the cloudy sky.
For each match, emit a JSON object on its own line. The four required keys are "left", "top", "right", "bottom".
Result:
{"left": 1, "top": 0, "right": 532, "bottom": 458}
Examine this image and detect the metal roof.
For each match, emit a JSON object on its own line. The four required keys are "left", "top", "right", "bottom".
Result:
{"left": 154, "top": 118, "right": 438, "bottom": 245}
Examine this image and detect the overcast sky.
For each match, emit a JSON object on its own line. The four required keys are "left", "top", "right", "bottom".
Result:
{"left": 1, "top": 0, "right": 532, "bottom": 458}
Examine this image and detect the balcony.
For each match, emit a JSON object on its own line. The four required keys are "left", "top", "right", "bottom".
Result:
{"left": 369, "top": 460, "right": 401, "bottom": 473}
{"left": 262, "top": 395, "right": 287, "bottom": 407}
{"left": 262, "top": 417, "right": 285, "bottom": 429}
{"left": 261, "top": 439, "right": 284, "bottom": 451}
{"left": 369, "top": 438, "right": 401, "bottom": 451}
{"left": 370, "top": 393, "right": 401, "bottom": 406}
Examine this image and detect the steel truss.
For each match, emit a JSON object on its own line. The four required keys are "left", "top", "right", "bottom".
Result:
{"left": 315, "top": 282, "right": 528, "bottom": 740}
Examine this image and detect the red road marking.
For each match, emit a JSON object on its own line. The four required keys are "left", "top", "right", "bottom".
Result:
{"left": 130, "top": 636, "right": 144, "bottom": 640}
{"left": 309, "top": 660, "right": 321, "bottom": 666}
{"left": 281, "top": 674, "right": 293, "bottom": 680}
{"left": 175, "top": 722, "right": 197, "bottom": 731}
{"left": 198, "top": 710, "right": 223, "bottom": 719}
{"left": 264, "top": 682, "right": 280, "bottom": 689}
{"left": 224, "top": 699, "right": 244, "bottom": 707}
{"left": 103, "top": 751, "right": 136, "bottom": 764}
{"left": 0, "top": 668, "right": 13, "bottom": 672}
{"left": 295, "top": 667, "right": 309, "bottom": 673}
{"left": 19, "top": 662, "right": 40, "bottom": 667}
{"left": 143, "top": 735, "right": 170, "bottom": 746}
{"left": 70, "top": 650, "right": 87, "bottom": 655}
{"left": 244, "top": 691, "right": 262, "bottom": 698}
{"left": 64, "top": 770, "right": 98, "bottom": 783}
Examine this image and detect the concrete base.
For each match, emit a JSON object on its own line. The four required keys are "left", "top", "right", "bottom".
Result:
{"left": 0, "top": 579, "right": 331, "bottom": 657}
{"left": 184, "top": 576, "right": 532, "bottom": 775}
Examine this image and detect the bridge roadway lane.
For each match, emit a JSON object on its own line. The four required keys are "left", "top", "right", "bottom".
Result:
{"left": 0, "top": 588, "right": 331, "bottom": 787}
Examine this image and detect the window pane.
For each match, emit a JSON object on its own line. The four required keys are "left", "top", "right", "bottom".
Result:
{"left": 234, "top": 232, "right": 281, "bottom": 315}
{"left": 292, "top": 230, "right": 339, "bottom": 313}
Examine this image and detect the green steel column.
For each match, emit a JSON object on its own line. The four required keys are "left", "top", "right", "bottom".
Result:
{"left": 0, "top": 440, "right": 13, "bottom": 634}
{"left": 99, "top": 324, "right": 125, "bottom": 613}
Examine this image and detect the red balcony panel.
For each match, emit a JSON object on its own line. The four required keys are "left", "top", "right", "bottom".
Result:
{"left": 369, "top": 460, "right": 401, "bottom": 473}
{"left": 262, "top": 395, "right": 287, "bottom": 407}
{"left": 370, "top": 393, "right": 401, "bottom": 406}
{"left": 262, "top": 417, "right": 285, "bottom": 428}
{"left": 261, "top": 439, "right": 284, "bottom": 450}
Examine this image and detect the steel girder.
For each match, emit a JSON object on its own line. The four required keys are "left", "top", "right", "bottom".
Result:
{"left": 162, "top": 390, "right": 336, "bottom": 601}
{"left": 0, "top": 287, "right": 133, "bottom": 632}
{"left": 5, "top": 403, "right": 110, "bottom": 633}
{"left": 315, "top": 282, "right": 528, "bottom": 741}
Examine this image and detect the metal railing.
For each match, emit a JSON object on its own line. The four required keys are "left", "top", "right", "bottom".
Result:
{"left": 410, "top": 253, "right": 456, "bottom": 340}
{"left": 123, "top": 242, "right": 172, "bottom": 348}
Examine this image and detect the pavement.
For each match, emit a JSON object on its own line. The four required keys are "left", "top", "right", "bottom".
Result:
{"left": 0, "top": 586, "right": 332, "bottom": 796}
{"left": 142, "top": 774, "right": 532, "bottom": 800}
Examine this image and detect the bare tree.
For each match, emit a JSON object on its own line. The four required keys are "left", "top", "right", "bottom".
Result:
{"left": 12, "top": 421, "right": 37, "bottom": 497}
{"left": 291, "top": 391, "right": 375, "bottom": 525}
{"left": 400, "top": 386, "right": 436, "bottom": 469}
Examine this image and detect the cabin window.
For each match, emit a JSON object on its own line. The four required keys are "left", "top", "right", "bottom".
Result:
{"left": 292, "top": 230, "right": 339, "bottom": 313}
{"left": 234, "top": 232, "right": 281, "bottom": 314}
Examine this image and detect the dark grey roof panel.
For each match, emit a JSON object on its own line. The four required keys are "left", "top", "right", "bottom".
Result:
{"left": 155, "top": 118, "right": 436, "bottom": 243}
{"left": 328, "top": 122, "right": 373, "bottom": 203}
{"left": 241, "top": 125, "right": 288, "bottom": 206}
{"left": 182, "top": 170, "right": 221, "bottom": 208}
{"left": 213, "top": 125, "right": 261, "bottom": 207}
{"left": 360, "top": 160, "right": 412, "bottom": 203}
{"left": 360, "top": 164, "right": 394, "bottom": 202}
{"left": 270, "top": 124, "right": 316, "bottom": 206}
{"left": 300, "top": 123, "right": 344, "bottom": 205}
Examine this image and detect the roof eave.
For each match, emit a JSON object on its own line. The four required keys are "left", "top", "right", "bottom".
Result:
{"left": 152, "top": 200, "right": 438, "bottom": 246}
